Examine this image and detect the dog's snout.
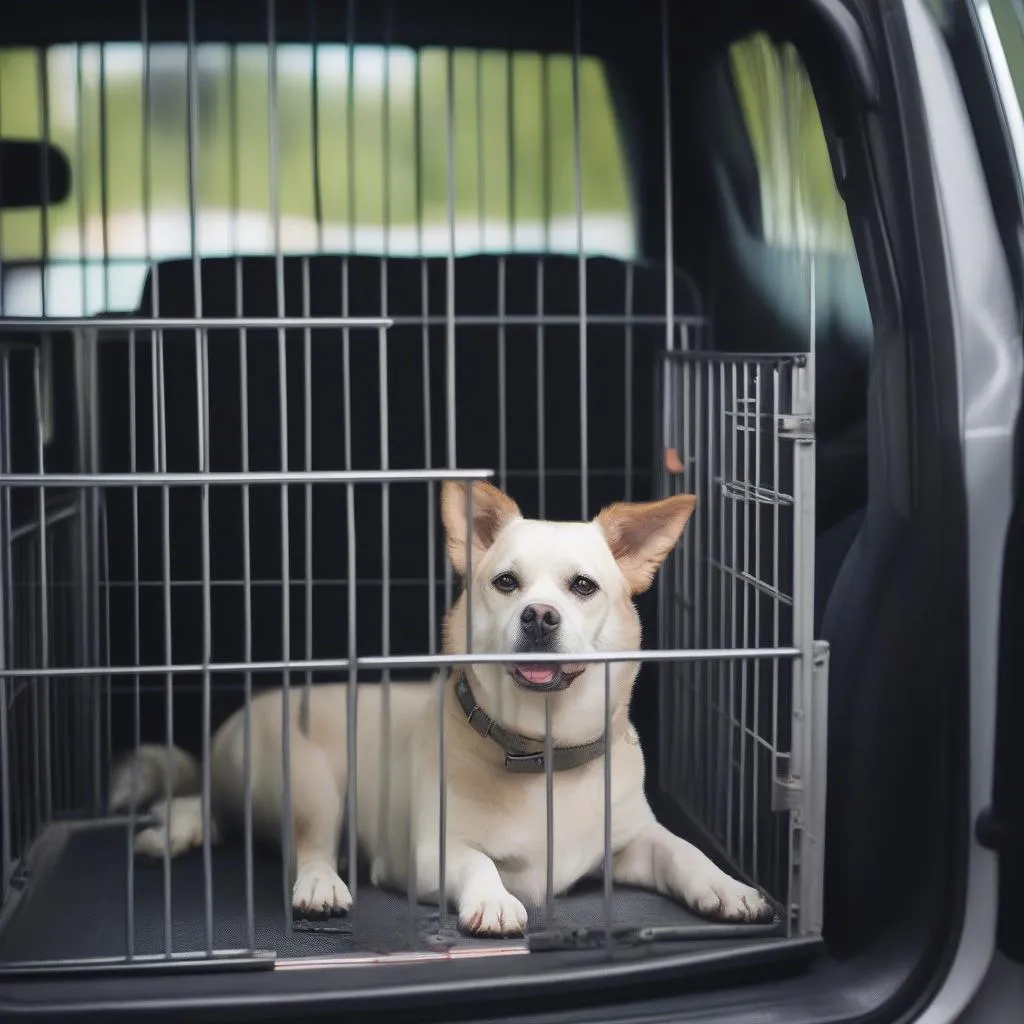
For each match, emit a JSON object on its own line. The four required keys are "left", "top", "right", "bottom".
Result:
{"left": 520, "top": 603, "right": 561, "bottom": 641}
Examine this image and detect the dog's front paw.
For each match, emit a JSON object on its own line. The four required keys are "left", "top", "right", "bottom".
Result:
{"left": 292, "top": 861, "right": 352, "bottom": 918}
{"left": 458, "top": 885, "right": 528, "bottom": 937}
{"left": 682, "top": 871, "right": 775, "bottom": 923}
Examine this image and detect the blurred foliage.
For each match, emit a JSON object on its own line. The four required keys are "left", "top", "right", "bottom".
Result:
{"left": 0, "top": 33, "right": 857, "bottom": 270}
{"left": 730, "top": 32, "right": 855, "bottom": 253}
{"left": 0, "top": 44, "right": 632, "bottom": 261}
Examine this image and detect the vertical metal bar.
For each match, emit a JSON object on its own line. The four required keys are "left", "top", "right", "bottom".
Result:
{"left": 671, "top": 359, "right": 684, "bottom": 796}
{"left": 186, "top": 0, "right": 215, "bottom": 956}
{"left": 345, "top": 482, "right": 358, "bottom": 919}
{"left": 752, "top": 364, "right": 763, "bottom": 877}
{"left": 704, "top": 361, "right": 715, "bottom": 822}
{"left": 157, "top": 270, "right": 173, "bottom": 960}
{"left": 603, "top": 661, "right": 613, "bottom": 953}
{"left": 624, "top": 264, "right": 634, "bottom": 501}
{"left": 302, "top": 258, "right": 313, "bottom": 740}
{"left": 544, "top": 695, "right": 554, "bottom": 927}
{"left": 74, "top": 44, "right": 88, "bottom": 322}
{"left": 771, "top": 362, "right": 781, "bottom": 885}
{"left": 728, "top": 361, "right": 738, "bottom": 855}
{"left": 0, "top": 83, "right": 11, "bottom": 897}
{"left": 310, "top": 0, "right": 324, "bottom": 256}
{"left": 412, "top": 47, "right": 432, "bottom": 934}
{"left": 343, "top": 0, "right": 359, "bottom": 926}
{"left": 692, "top": 353, "right": 704, "bottom": 819}
{"left": 127, "top": 10, "right": 149, "bottom": 919}
{"left": 437, "top": 45, "right": 459, "bottom": 929}
{"left": 739, "top": 363, "right": 751, "bottom": 871}
{"left": 445, "top": 49, "right": 458, "bottom": 590}
{"left": 91, "top": 47, "right": 106, "bottom": 820}
{"left": 34, "top": 50, "right": 54, "bottom": 829}
{"left": 442, "top": 487, "right": 474, "bottom": 933}
{"left": 138, "top": 4, "right": 170, "bottom": 955}
{"left": 661, "top": 0, "right": 674, "bottom": 356}
{"left": 476, "top": 51, "right": 486, "bottom": 251}
{"left": 69, "top": 45, "right": 89, "bottom": 814}
{"left": 69, "top": 45, "right": 89, "bottom": 813}
{"left": 656, "top": 355, "right": 669, "bottom": 788}
{"left": 303, "top": 3, "right": 321, "bottom": 745}
{"left": 101, "top": 497, "right": 113, "bottom": 795}
{"left": 378, "top": 302, "right": 392, "bottom": 872}
{"left": 125, "top": 323, "right": 140, "bottom": 957}
{"left": 497, "top": 264, "right": 508, "bottom": 494}
{"left": 792, "top": 260, "right": 820, "bottom": 934}
{"left": 537, "top": 56, "right": 548, "bottom": 519}
{"left": 719, "top": 361, "right": 730, "bottom": 840}
{"left": 658, "top": 0, "right": 676, "bottom": 781}
{"left": 226, "top": 38, "right": 254, "bottom": 951}
{"left": 445, "top": 46, "right": 458, "bottom": 477}
{"left": 0, "top": 354, "right": 11, "bottom": 897}
{"left": 378, "top": 5, "right": 393, "bottom": 876}
{"left": 464, "top": 487, "right": 473, "bottom": 651}
{"left": 436, "top": 656, "right": 448, "bottom": 933}
{"left": 572, "top": 1, "right": 588, "bottom": 520}
{"left": 535, "top": 261, "right": 546, "bottom": 520}
{"left": 96, "top": 42, "right": 114, "bottom": 804}
{"left": 508, "top": 50, "right": 517, "bottom": 252}
{"left": 231, "top": 265, "right": 256, "bottom": 954}
{"left": 33, "top": 352, "right": 52, "bottom": 835}
{"left": 414, "top": 50, "right": 436, "bottom": 659}
{"left": 495, "top": 54, "right": 507, "bottom": 492}
{"left": 98, "top": 45, "right": 111, "bottom": 314}
{"left": 268, "top": 0, "right": 295, "bottom": 928}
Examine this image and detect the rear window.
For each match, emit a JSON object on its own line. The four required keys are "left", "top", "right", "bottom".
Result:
{"left": 729, "top": 32, "right": 856, "bottom": 254}
{"left": 0, "top": 44, "right": 634, "bottom": 315}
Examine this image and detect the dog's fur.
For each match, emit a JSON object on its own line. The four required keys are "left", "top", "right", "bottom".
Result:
{"left": 109, "top": 481, "right": 773, "bottom": 935}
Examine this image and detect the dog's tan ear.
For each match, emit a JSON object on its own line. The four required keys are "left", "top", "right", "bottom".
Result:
{"left": 441, "top": 480, "right": 522, "bottom": 576}
{"left": 594, "top": 493, "right": 697, "bottom": 594}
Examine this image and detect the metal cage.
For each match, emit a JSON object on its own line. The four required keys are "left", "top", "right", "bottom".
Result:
{"left": 655, "top": 343, "right": 828, "bottom": 939}
{"left": 0, "top": 0, "right": 829, "bottom": 980}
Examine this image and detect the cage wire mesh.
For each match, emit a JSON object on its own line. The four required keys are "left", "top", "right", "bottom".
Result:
{"left": 0, "top": 0, "right": 828, "bottom": 976}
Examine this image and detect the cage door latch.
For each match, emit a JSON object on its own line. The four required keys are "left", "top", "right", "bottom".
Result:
{"left": 773, "top": 774, "right": 804, "bottom": 811}
{"left": 778, "top": 414, "right": 815, "bottom": 441}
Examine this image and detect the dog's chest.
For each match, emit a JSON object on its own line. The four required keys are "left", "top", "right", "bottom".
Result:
{"left": 459, "top": 761, "right": 640, "bottom": 904}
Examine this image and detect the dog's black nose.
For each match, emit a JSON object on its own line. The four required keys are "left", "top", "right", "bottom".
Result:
{"left": 520, "top": 603, "right": 561, "bottom": 641}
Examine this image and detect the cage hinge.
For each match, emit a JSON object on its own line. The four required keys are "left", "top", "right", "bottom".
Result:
{"left": 813, "top": 639, "right": 831, "bottom": 666}
{"left": 772, "top": 775, "right": 804, "bottom": 811}
{"left": 778, "top": 414, "right": 815, "bottom": 441}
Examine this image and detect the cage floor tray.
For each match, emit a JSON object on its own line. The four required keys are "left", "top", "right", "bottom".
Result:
{"left": 0, "top": 823, "right": 784, "bottom": 966}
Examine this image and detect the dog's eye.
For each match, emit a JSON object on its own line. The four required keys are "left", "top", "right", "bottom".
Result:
{"left": 570, "top": 575, "right": 599, "bottom": 598}
{"left": 492, "top": 572, "right": 520, "bottom": 594}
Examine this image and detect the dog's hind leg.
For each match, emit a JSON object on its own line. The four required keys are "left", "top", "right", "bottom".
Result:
{"left": 287, "top": 732, "right": 352, "bottom": 919}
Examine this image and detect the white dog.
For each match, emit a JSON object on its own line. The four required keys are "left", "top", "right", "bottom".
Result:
{"left": 110, "top": 481, "right": 774, "bottom": 936}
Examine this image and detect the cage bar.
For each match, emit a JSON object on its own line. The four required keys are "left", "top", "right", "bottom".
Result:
{"left": 0, "top": 9, "right": 828, "bottom": 980}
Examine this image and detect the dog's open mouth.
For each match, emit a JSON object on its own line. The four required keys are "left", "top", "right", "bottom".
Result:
{"left": 507, "top": 664, "right": 585, "bottom": 692}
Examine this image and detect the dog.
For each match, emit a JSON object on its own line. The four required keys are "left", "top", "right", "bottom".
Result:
{"left": 109, "top": 481, "right": 774, "bottom": 936}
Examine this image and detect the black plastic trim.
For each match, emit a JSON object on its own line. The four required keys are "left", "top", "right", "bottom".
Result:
{"left": 805, "top": 0, "right": 881, "bottom": 104}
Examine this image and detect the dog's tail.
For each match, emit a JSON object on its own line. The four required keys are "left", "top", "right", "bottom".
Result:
{"left": 108, "top": 743, "right": 201, "bottom": 814}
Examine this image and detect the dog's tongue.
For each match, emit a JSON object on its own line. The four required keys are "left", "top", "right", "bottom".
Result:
{"left": 518, "top": 665, "right": 559, "bottom": 685}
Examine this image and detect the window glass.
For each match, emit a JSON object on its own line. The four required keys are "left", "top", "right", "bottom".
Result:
{"left": 0, "top": 44, "right": 634, "bottom": 315}
{"left": 729, "top": 32, "right": 857, "bottom": 255}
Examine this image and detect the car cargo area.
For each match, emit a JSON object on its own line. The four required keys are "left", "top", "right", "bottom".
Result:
{"left": 0, "top": 0, "right": 899, "bottom": 1014}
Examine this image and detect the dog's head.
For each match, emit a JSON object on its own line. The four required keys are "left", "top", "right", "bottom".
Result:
{"left": 441, "top": 481, "right": 696, "bottom": 741}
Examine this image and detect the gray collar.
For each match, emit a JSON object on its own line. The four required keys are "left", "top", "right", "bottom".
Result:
{"left": 454, "top": 673, "right": 608, "bottom": 774}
